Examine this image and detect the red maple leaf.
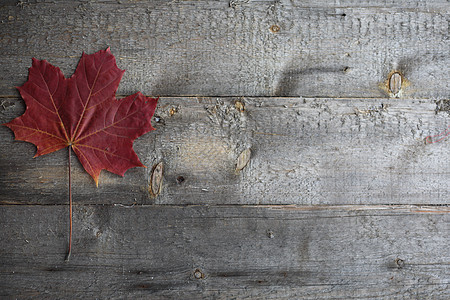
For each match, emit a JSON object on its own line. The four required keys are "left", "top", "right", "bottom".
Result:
{"left": 3, "top": 48, "right": 158, "bottom": 260}
{"left": 4, "top": 48, "right": 158, "bottom": 185}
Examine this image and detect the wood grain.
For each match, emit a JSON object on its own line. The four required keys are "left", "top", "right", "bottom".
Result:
{"left": 0, "top": 205, "right": 448, "bottom": 299}
{"left": 0, "top": 0, "right": 448, "bottom": 98}
{"left": 1, "top": 97, "right": 448, "bottom": 206}
{"left": 0, "top": 1, "right": 448, "bottom": 298}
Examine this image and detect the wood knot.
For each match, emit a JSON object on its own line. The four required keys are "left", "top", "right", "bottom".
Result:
{"left": 236, "top": 148, "right": 251, "bottom": 172}
{"left": 270, "top": 24, "right": 280, "bottom": 33}
{"left": 234, "top": 100, "right": 245, "bottom": 112}
{"left": 194, "top": 269, "right": 205, "bottom": 279}
{"left": 169, "top": 106, "right": 179, "bottom": 116}
{"left": 395, "top": 258, "right": 405, "bottom": 268}
{"left": 149, "top": 162, "right": 163, "bottom": 197}
{"left": 389, "top": 72, "right": 402, "bottom": 97}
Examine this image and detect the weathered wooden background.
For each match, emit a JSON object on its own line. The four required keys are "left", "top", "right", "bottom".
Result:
{"left": 0, "top": 0, "right": 449, "bottom": 299}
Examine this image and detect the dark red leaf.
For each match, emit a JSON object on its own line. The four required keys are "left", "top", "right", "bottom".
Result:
{"left": 4, "top": 48, "right": 158, "bottom": 185}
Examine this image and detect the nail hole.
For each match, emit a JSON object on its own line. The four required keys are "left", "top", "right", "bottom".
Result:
{"left": 176, "top": 176, "right": 185, "bottom": 184}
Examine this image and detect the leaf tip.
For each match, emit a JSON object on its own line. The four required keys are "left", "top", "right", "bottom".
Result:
{"left": 150, "top": 96, "right": 160, "bottom": 104}
{"left": 91, "top": 171, "right": 100, "bottom": 187}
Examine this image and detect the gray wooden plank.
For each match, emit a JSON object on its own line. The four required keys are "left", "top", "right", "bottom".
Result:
{"left": 0, "top": 205, "right": 448, "bottom": 299}
{"left": 1, "top": 97, "right": 449, "bottom": 205}
{"left": 0, "top": 0, "right": 448, "bottom": 98}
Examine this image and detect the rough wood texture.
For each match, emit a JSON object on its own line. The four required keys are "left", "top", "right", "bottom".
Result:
{"left": 0, "top": 0, "right": 448, "bottom": 98}
{"left": 0, "top": 0, "right": 449, "bottom": 299}
{"left": 1, "top": 205, "right": 449, "bottom": 299}
{"left": 1, "top": 97, "right": 448, "bottom": 205}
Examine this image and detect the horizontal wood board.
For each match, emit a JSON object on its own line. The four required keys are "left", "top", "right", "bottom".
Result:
{"left": 0, "top": 205, "right": 449, "bottom": 299}
{"left": 0, "top": 0, "right": 448, "bottom": 98}
{"left": 1, "top": 97, "right": 449, "bottom": 205}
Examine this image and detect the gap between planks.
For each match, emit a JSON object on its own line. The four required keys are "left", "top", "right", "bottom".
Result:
{"left": 0, "top": 202, "right": 448, "bottom": 212}
{"left": 0, "top": 95, "right": 442, "bottom": 100}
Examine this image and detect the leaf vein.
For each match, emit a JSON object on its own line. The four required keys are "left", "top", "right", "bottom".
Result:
{"left": 72, "top": 53, "right": 108, "bottom": 140}
{"left": 7, "top": 124, "right": 67, "bottom": 142}
{"left": 37, "top": 64, "right": 69, "bottom": 141}
{"left": 75, "top": 144, "right": 136, "bottom": 163}
{"left": 73, "top": 109, "right": 141, "bottom": 143}
{"left": 20, "top": 88, "right": 58, "bottom": 115}
{"left": 73, "top": 145, "right": 96, "bottom": 178}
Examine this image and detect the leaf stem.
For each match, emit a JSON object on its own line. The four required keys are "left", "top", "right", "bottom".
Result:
{"left": 65, "top": 145, "right": 73, "bottom": 262}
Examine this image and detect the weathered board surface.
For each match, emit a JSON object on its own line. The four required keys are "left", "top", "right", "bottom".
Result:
{"left": 1, "top": 205, "right": 449, "bottom": 299}
{"left": 1, "top": 97, "right": 449, "bottom": 205}
{"left": 0, "top": 0, "right": 449, "bottom": 299}
{"left": 0, "top": 0, "right": 448, "bottom": 98}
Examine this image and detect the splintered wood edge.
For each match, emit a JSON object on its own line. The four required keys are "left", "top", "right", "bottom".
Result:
{"left": 236, "top": 148, "right": 251, "bottom": 172}
{"left": 150, "top": 162, "right": 163, "bottom": 197}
